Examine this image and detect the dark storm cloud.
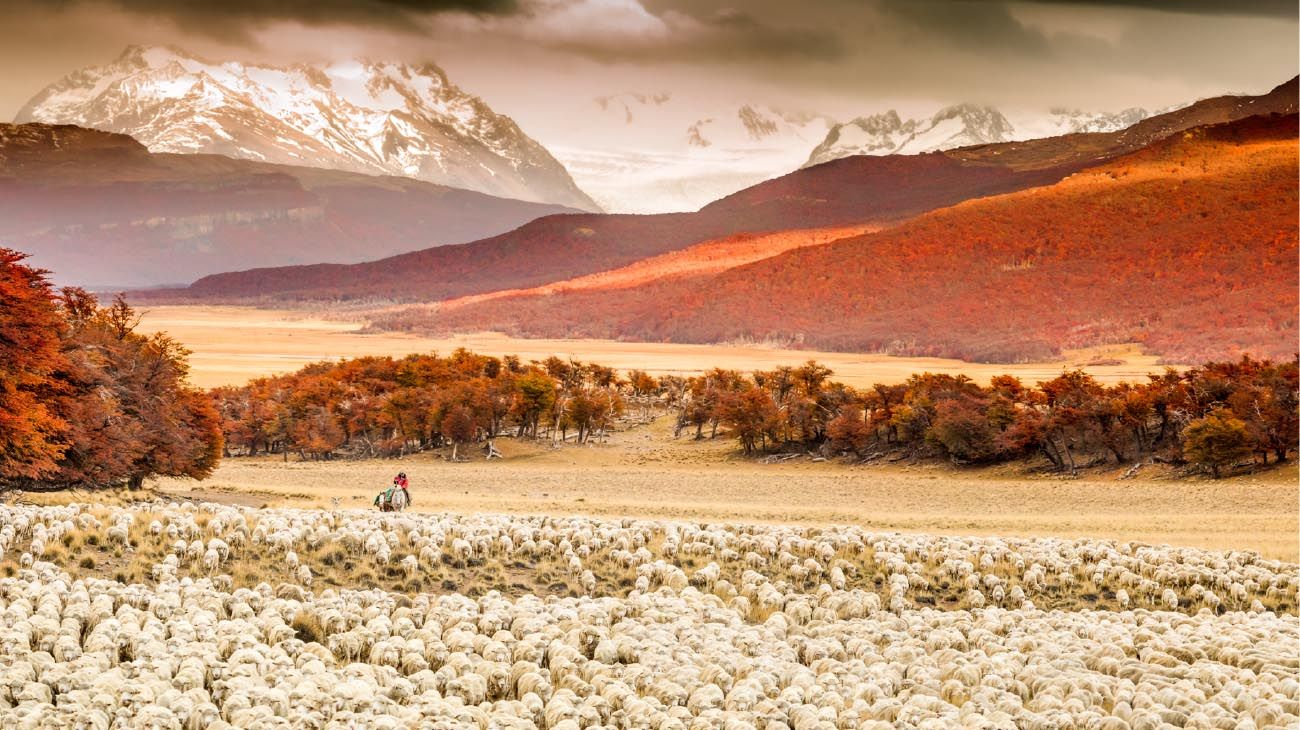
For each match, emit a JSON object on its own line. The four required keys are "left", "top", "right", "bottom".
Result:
{"left": 1010, "top": 0, "right": 1297, "bottom": 18}
{"left": 404, "top": 0, "right": 848, "bottom": 67}
{"left": 881, "top": 1, "right": 1053, "bottom": 55}
{"left": 38, "top": 0, "right": 520, "bottom": 40}
{"left": 61, "top": 0, "right": 519, "bottom": 19}
{"left": 531, "top": 6, "right": 845, "bottom": 65}
{"left": 29, "top": 0, "right": 842, "bottom": 62}
{"left": 693, "top": 8, "right": 845, "bottom": 62}
{"left": 26, "top": 0, "right": 1292, "bottom": 68}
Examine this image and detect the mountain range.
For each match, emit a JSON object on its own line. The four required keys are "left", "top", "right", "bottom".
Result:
{"left": 15, "top": 45, "right": 1203, "bottom": 217}
{"left": 17, "top": 45, "right": 599, "bottom": 211}
{"left": 137, "top": 76, "right": 1297, "bottom": 364}
{"left": 806, "top": 104, "right": 1016, "bottom": 166}
{"left": 0, "top": 123, "right": 580, "bottom": 287}
{"left": 9, "top": 47, "right": 1294, "bottom": 365}
{"left": 804, "top": 103, "right": 1161, "bottom": 168}
{"left": 157, "top": 144, "right": 1082, "bottom": 304}
{"left": 546, "top": 93, "right": 1164, "bottom": 213}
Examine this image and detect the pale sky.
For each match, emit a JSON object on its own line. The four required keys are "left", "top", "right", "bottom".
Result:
{"left": 2, "top": 0, "right": 1295, "bottom": 142}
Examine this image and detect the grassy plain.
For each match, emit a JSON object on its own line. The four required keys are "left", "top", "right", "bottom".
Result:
{"left": 135, "top": 305, "right": 1171, "bottom": 389}
{"left": 146, "top": 415, "right": 1299, "bottom": 562}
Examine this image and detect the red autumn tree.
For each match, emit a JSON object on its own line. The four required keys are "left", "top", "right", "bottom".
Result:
{"left": 719, "top": 387, "right": 780, "bottom": 454}
{"left": 56, "top": 293, "right": 223, "bottom": 486}
{"left": 0, "top": 249, "right": 69, "bottom": 480}
{"left": 827, "top": 405, "right": 872, "bottom": 456}
{"left": 928, "top": 396, "right": 998, "bottom": 463}
{"left": 440, "top": 405, "right": 478, "bottom": 460}
{"left": 1, "top": 263, "right": 222, "bottom": 489}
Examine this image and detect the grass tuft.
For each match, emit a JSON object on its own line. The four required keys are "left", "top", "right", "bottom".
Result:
{"left": 291, "top": 612, "right": 326, "bottom": 645}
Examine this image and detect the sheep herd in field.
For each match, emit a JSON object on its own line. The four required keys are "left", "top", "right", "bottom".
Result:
{"left": 0, "top": 502, "right": 1296, "bottom": 728}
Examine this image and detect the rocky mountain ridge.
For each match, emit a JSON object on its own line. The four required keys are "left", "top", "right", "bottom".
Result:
{"left": 17, "top": 45, "right": 599, "bottom": 210}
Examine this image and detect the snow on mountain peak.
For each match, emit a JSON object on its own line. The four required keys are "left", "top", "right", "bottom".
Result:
{"left": 1047, "top": 106, "right": 1150, "bottom": 134}
{"left": 805, "top": 101, "right": 1155, "bottom": 168}
{"left": 17, "top": 46, "right": 599, "bottom": 210}
{"left": 860, "top": 109, "right": 904, "bottom": 131}
{"left": 806, "top": 103, "right": 1016, "bottom": 167}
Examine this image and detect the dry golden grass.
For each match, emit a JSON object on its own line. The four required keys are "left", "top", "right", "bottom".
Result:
{"left": 134, "top": 305, "right": 1172, "bottom": 390}
{"left": 144, "top": 416, "right": 1300, "bottom": 562}
{"left": 13, "top": 487, "right": 165, "bottom": 507}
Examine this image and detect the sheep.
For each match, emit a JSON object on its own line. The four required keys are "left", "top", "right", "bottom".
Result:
{"left": 1162, "top": 589, "right": 1180, "bottom": 611}
{"left": 400, "top": 555, "right": 418, "bottom": 578}
{"left": 0, "top": 502, "right": 1295, "bottom": 730}
{"left": 201, "top": 549, "right": 221, "bottom": 573}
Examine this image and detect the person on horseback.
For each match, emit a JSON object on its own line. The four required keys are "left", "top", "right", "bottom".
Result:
{"left": 372, "top": 472, "right": 410, "bottom": 512}
{"left": 394, "top": 472, "right": 410, "bottom": 506}
{"left": 374, "top": 472, "right": 412, "bottom": 511}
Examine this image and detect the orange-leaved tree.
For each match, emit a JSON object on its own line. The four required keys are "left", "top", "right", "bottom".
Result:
{"left": 1, "top": 255, "right": 221, "bottom": 489}
{"left": 55, "top": 290, "right": 222, "bottom": 488}
{"left": 0, "top": 249, "right": 70, "bottom": 480}
{"left": 1183, "top": 409, "right": 1253, "bottom": 479}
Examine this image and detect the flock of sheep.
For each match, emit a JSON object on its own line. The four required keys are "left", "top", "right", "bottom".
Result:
{"left": 0, "top": 501, "right": 1295, "bottom": 728}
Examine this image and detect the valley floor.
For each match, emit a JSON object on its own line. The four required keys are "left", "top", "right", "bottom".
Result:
{"left": 135, "top": 305, "right": 1171, "bottom": 389}
{"left": 149, "top": 415, "right": 1299, "bottom": 562}
{"left": 126, "top": 305, "right": 1296, "bottom": 561}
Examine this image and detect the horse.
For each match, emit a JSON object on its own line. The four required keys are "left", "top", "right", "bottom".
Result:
{"left": 375, "top": 486, "right": 410, "bottom": 512}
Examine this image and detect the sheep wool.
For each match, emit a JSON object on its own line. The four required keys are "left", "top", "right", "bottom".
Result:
{"left": 0, "top": 501, "right": 1293, "bottom": 729}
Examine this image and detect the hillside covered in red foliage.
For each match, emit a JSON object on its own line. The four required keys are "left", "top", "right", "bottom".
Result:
{"left": 403, "top": 114, "right": 1298, "bottom": 364}
{"left": 165, "top": 152, "right": 1080, "bottom": 302}
{"left": 148, "top": 77, "right": 1296, "bottom": 305}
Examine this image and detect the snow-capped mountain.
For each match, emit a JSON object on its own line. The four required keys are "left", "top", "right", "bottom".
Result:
{"left": 0, "top": 121, "right": 583, "bottom": 287}
{"left": 806, "top": 103, "right": 1164, "bottom": 168}
{"left": 805, "top": 104, "right": 1016, "bottom": 167}
{"left": 1015, "top": 106, "right": 1152, "bottom": 139}
{"left": 17, "top": 45, "right": 600, "bottom": 211}
{"left": 544, "top": 92, "right": 834, "bottom": 213}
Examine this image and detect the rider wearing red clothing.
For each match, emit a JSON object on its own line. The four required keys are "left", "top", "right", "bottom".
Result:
{"left": 393, "top": 472, "right": 409, "bottom": 502}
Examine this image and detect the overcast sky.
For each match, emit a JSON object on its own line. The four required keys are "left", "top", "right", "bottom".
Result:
{"left": 2, "top": 0, "right": 1295, "bottom": 137}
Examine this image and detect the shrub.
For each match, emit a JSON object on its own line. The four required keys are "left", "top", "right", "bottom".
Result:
{"left": 291, "top": 612, "right": 326, "bottom": 645}
{"left": 1184, "top": 409, "right": 1253, "bottom": 478}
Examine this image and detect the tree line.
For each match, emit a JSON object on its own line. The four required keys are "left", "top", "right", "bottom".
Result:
{"left": 0, "top": 250, "right": 221, "bottom": 489}
{"left": 211, "top": 341, "right": 1295, "bottom": 480}
{"left": 211, "top": 351, "right": 649, "bottom": 460}
{"left": 681, "top": 358, "right": 1297, "bottom": 478}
